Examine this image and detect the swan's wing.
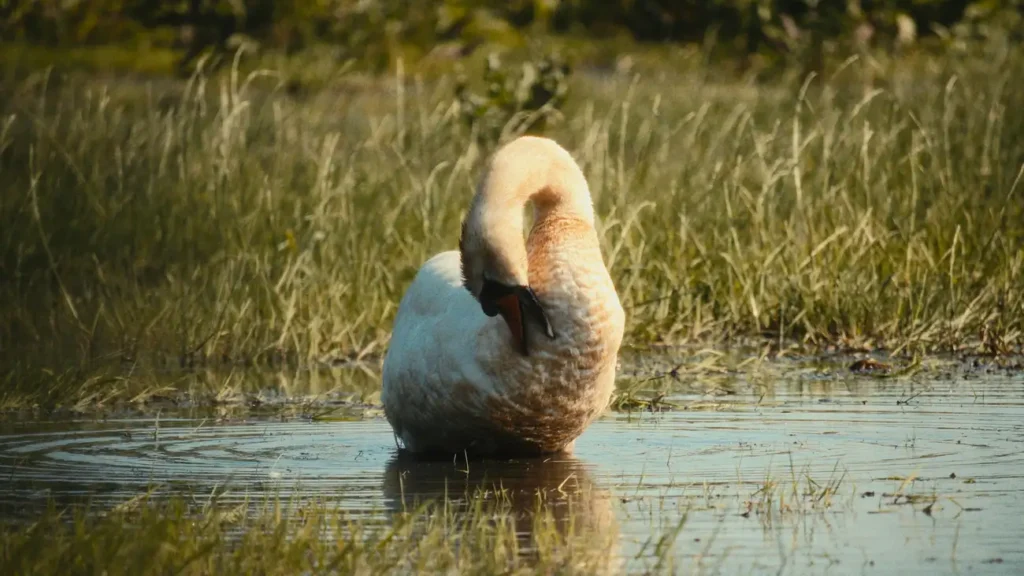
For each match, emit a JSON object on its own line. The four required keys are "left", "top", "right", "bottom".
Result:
{"left": 388, "top": 250, "right": 467, "bottom": 319}
{"left": 381, "top": 251, "right": 494, "bottom": 449}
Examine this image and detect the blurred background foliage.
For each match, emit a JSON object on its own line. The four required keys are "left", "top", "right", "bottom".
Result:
{"left": 1, "top": 1, "right": 1022, "bottom": 76}
{"left": 4, "top": 1, "right": 1021, "bottom": 154}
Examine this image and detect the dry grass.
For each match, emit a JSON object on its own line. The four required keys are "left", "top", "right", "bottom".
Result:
{"left": 1, "top": 46, "right": 1023, "bottom": 407}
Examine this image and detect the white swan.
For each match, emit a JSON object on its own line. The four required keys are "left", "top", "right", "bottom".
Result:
{"left": 381, "top": 136, "right": 625, "bottom": 458}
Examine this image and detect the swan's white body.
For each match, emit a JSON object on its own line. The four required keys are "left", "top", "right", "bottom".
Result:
{"left": 381, "top": 136, "right": 624, "bottom": 457}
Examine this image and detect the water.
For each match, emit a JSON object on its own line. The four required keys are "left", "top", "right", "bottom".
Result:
{"left": 2, "top": 365, "right": 1022, "bottom": 574}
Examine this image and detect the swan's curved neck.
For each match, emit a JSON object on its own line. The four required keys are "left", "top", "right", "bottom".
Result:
{"left": 460, "top": 137, "right": 597, "bottom": 297}
{"left": 474, "top": 139, "right": 593, "bottom": 248}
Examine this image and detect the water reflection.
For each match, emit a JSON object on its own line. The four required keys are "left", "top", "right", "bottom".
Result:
{"left": 1, "top": 363, "right": 1022, "bottom": 572}
{"left": 382, "top": 453, "right": 619, "bottom": 570}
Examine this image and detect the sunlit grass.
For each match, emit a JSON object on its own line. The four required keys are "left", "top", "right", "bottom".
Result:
{"left": 1, "top": 46, "right": 1023, "bottom": 407}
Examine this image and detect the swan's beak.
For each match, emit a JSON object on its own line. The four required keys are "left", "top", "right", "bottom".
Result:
{"left": 494, "top": 293, "right": 526, "bottom": 354}
{"left": 480, "top": 281, "right": 555, "bottom": 356}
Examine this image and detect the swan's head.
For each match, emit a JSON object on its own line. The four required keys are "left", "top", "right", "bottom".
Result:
{"left": 459, "top": 136, "right": 593, "bottom": 356}
{"left": 459, "top": 204, "right": 554, "bottom": 357}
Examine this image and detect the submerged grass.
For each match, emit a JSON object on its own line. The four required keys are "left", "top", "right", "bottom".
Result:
{"left": 0, "top": 458, "right": 875, "bottom": 575}
{"left": 1, "top": 45, "right": 1024, "bottom": 406}
{"left": 1, "top": 491, "right": 620, "bottom": 575}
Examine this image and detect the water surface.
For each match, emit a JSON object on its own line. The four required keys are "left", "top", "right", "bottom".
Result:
{"left": 2, "top": 367, "right": 1022, "bottom": 574}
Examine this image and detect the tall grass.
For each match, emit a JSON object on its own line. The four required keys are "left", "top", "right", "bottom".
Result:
{"left": 1, "top": 49, "right": 1022, "bottom": 402}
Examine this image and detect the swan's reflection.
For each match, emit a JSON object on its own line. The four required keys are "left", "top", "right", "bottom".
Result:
{"left": 382, "top": 453, "right": 619, "bottom": 571}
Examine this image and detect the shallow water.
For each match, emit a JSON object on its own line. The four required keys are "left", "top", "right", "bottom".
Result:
{"left": 2, "top": 368, "right": 1023, "bottom": 574}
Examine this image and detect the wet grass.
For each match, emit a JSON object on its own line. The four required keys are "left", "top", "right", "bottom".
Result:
{"left": 3, "top": 367, "right": 1019, "bottom": 573}
{"left": 1, "top": 338, "right": 1019, "bottom": 416}
{"left": 0, "top": 457, "right": 873, "bottom": 575}
{"left": 1, "top": 492, "right": 619, "bottom": 575}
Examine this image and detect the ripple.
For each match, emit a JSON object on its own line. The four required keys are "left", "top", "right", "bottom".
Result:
{"left": 2, "top": 376, "right": 1023, "bottom": 573}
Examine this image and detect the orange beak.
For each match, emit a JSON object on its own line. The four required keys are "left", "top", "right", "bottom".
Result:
{"left": 495, "top": 293, "right": 526, "bottom": 355}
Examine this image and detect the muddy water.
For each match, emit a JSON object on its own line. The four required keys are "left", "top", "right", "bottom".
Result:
{"left": 1, "top": 369, "right": 1022, "bottom": 574}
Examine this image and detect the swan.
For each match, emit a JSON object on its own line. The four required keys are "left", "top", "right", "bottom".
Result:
{"left": 381, "top": 135, "right": 625, "bottom": 458}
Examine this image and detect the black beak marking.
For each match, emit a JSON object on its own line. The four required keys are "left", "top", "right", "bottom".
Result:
{"left": 518, "top": 285, "right": 555, "bottom": 340}
{"left": 479, "top": 279, "right": 556, "bottom": 356}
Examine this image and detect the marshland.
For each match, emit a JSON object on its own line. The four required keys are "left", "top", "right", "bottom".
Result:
{"left": 1, "top": 1, "right": 1023, "bottom": 574}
